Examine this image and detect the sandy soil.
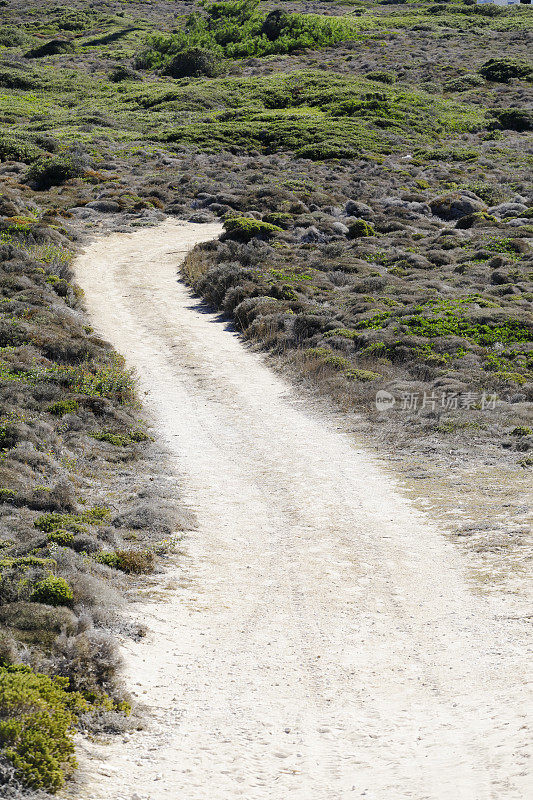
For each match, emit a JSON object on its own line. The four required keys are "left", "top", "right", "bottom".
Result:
{"left": 72, "top": 219, "right": 530, "bottom": 800}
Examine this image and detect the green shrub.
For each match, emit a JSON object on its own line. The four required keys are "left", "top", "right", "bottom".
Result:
{"left": 511, "top": 426, "right": 532, "bottom": 436}
{"left": 26, "top": 156, "right": 85, "bottom": 191}
{"left": 95, "top": 551, "right": 119, "bottom": 569}
{"left": 478, "top": 58, "right": 532, "bottom": 84}
{"left": 163, "top": 47, "right": 221, "bottom": 78}
{"left": 89, "top": 428, "right": 150, "bottom": 446}
{"left": 96, "top": 549, "right": 154, "bottom": 574}
{"left": 30, "top": 577, "right": 73, "bottom": 607}
{"left": 108, "top": 65, "right": 139, "bottom": 83}
{"left": 443, "top": 74, "right": 484, "bottom": 92}
{"left": 0, "top": 665, "right": 87, "bottom": 792}
{"left": 348, "top": 219, "right": 376, "bottom": 238}
{"left": 262, "top": 212, "right": 293, "bottom": 229}
{"left": 366, "top": 70, "right": 396, "bottom": 85}
{"left": 223, "top": 217, "right": 282, "bottom": 242}
{"left": 0, "top": 26, "right": 27, "bottom": 47}
{"left": 47, "top": 530, "right": 74, "bottom": 547}
{"left": 296, "top": 140, "right": 356, "bottom": 161}
{"left": 34, "top": 508, "right": 110, "bottom": 534}
{"left": 491, "top": 108, "right": 533, "bottom": 132}
{"left": 0, "top": 133, "right": 42, "bottom": 164}
{"left": 34, "top": 514, "right": 70, "bottom": 534}
{"left": 137, "top": 1, "right": 372, "bottom": 69}
{"left": 47, "top": 399, "right": 79, "bottom": 416}
{"left": 89, "top": 430, "right": 131, "bottom": 447}
{"left": 347, "top": 368, "right": 381, "bottom": 382}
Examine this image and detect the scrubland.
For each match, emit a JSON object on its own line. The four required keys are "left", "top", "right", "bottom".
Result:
{"left": 0, "top": 0, "right": 531, "bottom": 794}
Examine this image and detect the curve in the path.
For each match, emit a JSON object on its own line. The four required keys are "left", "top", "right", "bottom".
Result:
{"left": 74, "top": 220, "right": 530, "bottom": 800}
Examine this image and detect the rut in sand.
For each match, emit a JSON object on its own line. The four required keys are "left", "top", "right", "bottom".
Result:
{"left": 73, "top": 219, "right": 530, "bottom": 800}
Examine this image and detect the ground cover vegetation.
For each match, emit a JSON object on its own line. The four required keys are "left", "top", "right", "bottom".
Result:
{"left": 0, "top": 0, "right": 531, "bottom": 793}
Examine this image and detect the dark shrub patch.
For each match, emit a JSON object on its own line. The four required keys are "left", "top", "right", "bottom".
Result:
{"left": 478, "top": 58, "right": 532, "bottom": 83}
{"left": 348, "top": 220, "right": 376, "bottom": 238}
{"left": 163, "top": 47, "right": 221, "bottom": 79}
{"left": 26, "top": 156, "right": 85, "bottom": 191}
{"left": 491, "top": 108, "right": 533, "bottom": 132}
{"left": 261, "top": 10, "right": 290, "bottom": 41}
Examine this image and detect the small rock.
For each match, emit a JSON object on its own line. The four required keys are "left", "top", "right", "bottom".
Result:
{"left": 430, "top": 192, "right": 486, "bottom": 220}
{"left": 86, "top": 200, "right": 121, "bottom": 213}
{"left": 345, "top": 200, "right": 373, "bottom": 218}
{"left": 489, "top": 202, "right": 528, "bottom": 218}
{"left": 331, "top": 221, "right": 349, "bottom": 235}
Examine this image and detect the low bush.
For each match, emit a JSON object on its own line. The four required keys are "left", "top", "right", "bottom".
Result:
{"left": 511, "top": 426, "right": 532, "bottom": 436}
{"left": 478, "top": 58, "right": 532, "bottom": 83}
{"left": 96, "top": 549, "right": 154, "bottom": 574}
{"left": 0, "top": 134, "right": 42, "bottom": 164}
{"left": 296, "top": 140, "right": 357, "bottom": 161}
{"left": 47, "top": 530, "right": 74, "bottom": 547}
{"left": 491, "top": 108, "right": 533, "bottom": 132}
{"left": 25, "top": 156, "right": 85, "bottom": 191}
{"left": 223, "top": 217, "right": 282, "bottom": 242}
{"left": 30, "top": 577, "right": 74, "bottom": 607}
{"left": 163, "top": 47, "right": 222, "bottom": 78}
{"left": 47, "top": 399, "right": 79, "bottom": 416}
{"left": 262, "top": 212, "right": 293, "bottom": 229}
{"left": 89, "top": 428, "right": 150, "bottom": 447}
{"left": 348, "top": 220, "right": 376, "bottom": 238}
{"left": 0, "top": 26, "right": 27, "bottom": 47}
{"left": 366, "top": 70, "right": 396, "bottom": 85}
{"left": 0, "top": 665, "right": 86, "bottom": 792}
{"left": 34, "top": 508, "right": 110, "bottom": 534}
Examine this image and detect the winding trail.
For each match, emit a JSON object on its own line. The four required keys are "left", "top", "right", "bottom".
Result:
{"left": 74, "top": 219, "right": 530, "bottom": 800}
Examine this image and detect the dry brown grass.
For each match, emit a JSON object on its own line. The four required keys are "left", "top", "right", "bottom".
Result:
{"left": 181, "top": 247, "right": 213, "bottom": 284}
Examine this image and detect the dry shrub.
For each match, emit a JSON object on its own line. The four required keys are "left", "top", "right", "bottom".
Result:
{"left": 53, "top": 629, "right": 122, "bottom": 696}
{"left": 115, "top": 549, "right": 154, "bottom": 575}
{"left": 181, "top": 246, "right": 214, "bottom": 284}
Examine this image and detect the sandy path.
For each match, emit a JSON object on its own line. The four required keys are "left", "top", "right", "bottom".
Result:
{"left": 73, "top": 219, "right": 530, "bottom": 800}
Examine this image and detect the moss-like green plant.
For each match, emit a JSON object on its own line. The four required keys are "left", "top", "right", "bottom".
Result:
{"left": 47, "top": 399, "right": 80, "bottom": 416}
{"left": 46, "top": 530, "right": 75, "bottom": 547}
{"left": 348, "top": 219, "right": 376, "bottom": 238}
{"left": 34, "top": 507, "right": 110, "bottom": 534}
{"left": 223, "top": 217, "right": 282, "bottom": 242}
{"left": 30, "top": 576, "right": 74, "bottom": 607}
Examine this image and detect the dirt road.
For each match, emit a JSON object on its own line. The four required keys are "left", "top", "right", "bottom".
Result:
{"left": 74, "top": 219, "right": 530, "bottom": 800}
